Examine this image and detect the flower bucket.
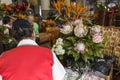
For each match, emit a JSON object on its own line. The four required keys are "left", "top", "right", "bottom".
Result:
{"left": 115, "top": 14, "right": 120, "bottom": 27}
{"left": 98, "top": 11, "right": 109, "bottom": 26}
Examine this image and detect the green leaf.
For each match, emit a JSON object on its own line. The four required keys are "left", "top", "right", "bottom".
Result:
{"left": 63, "top": 41, "right": 72, "bottom": 47}
{"left": 58, "top": 17, "right": 66, "bottom": 22}
{"left": 96, "top": 50, "right": 103, "bottom": 58}
{"left": 88, "top": 49, "right": 94, "bottom": 55}
{"left": 82, "top": 53, "right": 88, "bottom": 62}
{"left": 74, "top": 53, "right": 80, "bottom": 61}
{"left": 66, "top": 36, "right": 77, "bottom": 44}
{"left": 75, "top": 61, "right": 84, "bottom": 68}
{"left": 68, "top": 49, "right": 80, "bottom": 61}
{"left": 67, "top": 49, "right": 73, "bottom": 55}
{"left": 58, "top": 55, "right": 64, "bottom": 60}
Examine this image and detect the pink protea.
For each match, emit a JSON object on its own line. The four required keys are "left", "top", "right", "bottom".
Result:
{"left": 92, "top": 33, "right": 104, "bottom": 43}
{"left": 91, "top": 25, "right": 102, "bottom": 34}
{"left": 71, "top": 19, "right": 82, "bottom": 26}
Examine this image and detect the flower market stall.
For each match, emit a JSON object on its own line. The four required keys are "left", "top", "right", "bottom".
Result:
{"left": 47, "top": 0, "right": 119, "bottom": 80}
{"left": 0, "top": 0, "right": 120, "bottom": 79}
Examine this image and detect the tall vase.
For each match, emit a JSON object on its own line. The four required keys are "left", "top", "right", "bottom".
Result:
{"left": 108, "top": 14, "right": 114, "bottom": 26}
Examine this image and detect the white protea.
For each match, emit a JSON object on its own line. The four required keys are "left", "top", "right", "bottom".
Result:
{"left": 74, "top": 24, "right": 88, "bottom": 38}
{"left": 52, "top": 38, "right": 65, "bottom": 55}
{"left": 91, "top": 25, "right": 102, "bottom": 34}
{"left": 60, "top": 24, "right": 73, "bottom": 34}
{"left": 74, "top": 42, "right": 86, "bottom": 54}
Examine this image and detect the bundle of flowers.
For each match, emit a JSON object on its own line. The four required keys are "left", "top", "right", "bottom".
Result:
{"left": 95, "top": 1, "right": 120, "bottom": 14}
{"left": 52, "top": 0, "right": 107, "bottom": 68}
{"left": 0, "top": 2, "right": 29, "bottom": 19}
{"left": 52, "top": 19, "right": 106, "bottom": 68}
{"left": 53, "top": 0, "right": 90, "bottom": 24}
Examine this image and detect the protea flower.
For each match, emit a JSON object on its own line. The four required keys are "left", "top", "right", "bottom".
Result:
{"left": 92, "top": 33, "right": 103, "bottom": 43}
{"left": 74, "top": 24, "right": 88, "bottom": 38}
{"left": 91, "top": 25, "right": 102, "bottom": 34}
{"left": 60, "top": 24, "right": 73, "bottom": 34}
{"left": 74, "top": 42, "right": 86, "bottom": 54}
{"left": 71, "top": 19, "right": 82, "bottom": 26}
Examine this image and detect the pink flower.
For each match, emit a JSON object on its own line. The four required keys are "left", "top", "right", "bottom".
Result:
{"left": 92, "top": 33, "right": 103, "bottom": 43}
{"left": 74, "top": 43, "right": 86, "bottom": 54}
{"left": 91, "top": 25, "right": 102, "bottom": 34}
{"left": 71, "top": 19, "right": 82, "bottom": 26}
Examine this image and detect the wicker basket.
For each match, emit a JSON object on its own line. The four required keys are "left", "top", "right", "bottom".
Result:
{"left": 102, "top": 27, "right": 120, "bottom": 67}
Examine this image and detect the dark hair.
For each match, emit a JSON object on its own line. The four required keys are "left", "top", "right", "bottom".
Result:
{"left": 2, "top": 16, "right": 10, "bottom": 24}
{"left": 12, "top": 19, "right": 33, "bottom": 42}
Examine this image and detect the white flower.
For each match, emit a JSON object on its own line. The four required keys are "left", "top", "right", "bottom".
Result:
{"left": 108, "top": 3, "right": 116, "bottom": 8}
{"left": 56, "top": 38, "right": 64, "bottom": 45}
{"left": 74, "top": 24, "right": 88, "bottom": 38}
{"left": 54, "top": 45, "right": 65, "bottom": 55}
{"left": 74, "top": 42, "right": 86, "bottom": 54}
{"left": 52, "top": 38, "right": 65, "bottom": 55}
{"left": 8, "top": 39, "right": 12, "bottom": 43}
{"left": 92, "top": 33, "right": 104, "bottom": 43}
{"left": 4, "top": 29, "right": 9, "bottom": 34}
{"left": 91, "top": 25, "right": 102, "bottom": 34}
{"left": 60, "top": 24, "right": 73, "bottom": 34}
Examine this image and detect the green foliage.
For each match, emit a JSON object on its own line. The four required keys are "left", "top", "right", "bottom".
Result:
{"left": 0, "top": 25, "right": 14, "bottom": 44}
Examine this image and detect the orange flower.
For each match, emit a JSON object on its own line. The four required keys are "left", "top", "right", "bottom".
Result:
{"left": 54, "top": 0, "right": 66, "bottom": 13}
{"left": 94, "top": 13, "right": 98, "bottom": 18}
{"left": 54, "top": 1, "right": 61, "bottom": 13}
{"left": 70, "top": 2, "right": 75, "bottom": 10}
{"left": 73, "top": 15, "right": 78, "bottom": 19}
{"left": 18, "top": 13, "right": 26, "bottom": 19}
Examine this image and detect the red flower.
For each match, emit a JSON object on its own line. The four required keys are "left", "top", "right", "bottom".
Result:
{"left": 4, "top": 4, "right": 12, "bottom": 11}
{"left": 109, "top": 8, "right": 114, "bottom": 14}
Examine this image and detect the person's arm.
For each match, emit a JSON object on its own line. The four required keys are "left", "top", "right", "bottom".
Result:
{"left": 52, "top": 52, "right": 66, "bottom": 80}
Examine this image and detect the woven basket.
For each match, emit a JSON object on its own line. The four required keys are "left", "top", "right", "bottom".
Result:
{"left": 102, "top": 27, "right": 120, "bottom": 67}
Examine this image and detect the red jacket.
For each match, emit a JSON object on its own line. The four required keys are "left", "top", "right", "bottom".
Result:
{"left": 0, "top": 46, "right": 53, "bottom": 80}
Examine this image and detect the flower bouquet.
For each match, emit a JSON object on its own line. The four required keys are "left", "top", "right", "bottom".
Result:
{"left": 0, "top": 2, "right": 30, "bottom": 19}
{"left": 51, "top": 0, "right": 107, "bottom": 69}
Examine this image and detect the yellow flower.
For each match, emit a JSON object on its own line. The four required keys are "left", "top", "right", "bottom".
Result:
{"left": 66, "top": 7, "right": 71, "bottom": 17}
